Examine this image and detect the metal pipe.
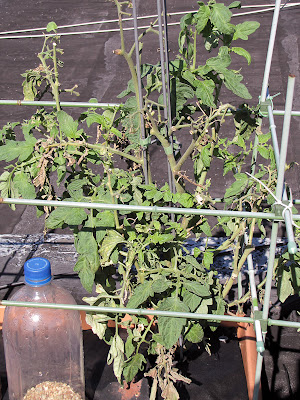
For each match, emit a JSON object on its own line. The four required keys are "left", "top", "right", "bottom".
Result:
{"left": 253, "top": 352, "right": 264, "bottom": 400}
{"left": 275, "top": 75, "right": 295, "bottom": 199}
{"left": 275, "top": 75, "right": 297, "bottom": 254}
{"left": 260, "top": 0, "right": 281, "bottom": 103}
{"left": 132, "top": 0, "right": 149, "bottom": 184}
{"left": 268, "top": 319, "right": 300, "bottom": 329}
{"left": 244, "top": 231, "right": 265, "bottom": 353}
{"left": 0, "top": 300, "right": 254, "bottom": 323}
{"left": 273, "top": 109, "right": 300, "bottom": 116}
{"left": 2, "top": 197, "right": 300, "bottom": 221}
{"left": 268, "top": 102, "right": 297, "bottom": 254}
{"left": 251, "top": 0, "right": 281, "bottom": 175}
{"left": 2, "top": 100, "right": 300, "bottom": 117}
{"left": 157, "top": 0, "right": 175, "bottom": 194}
{"left": 262, "top": 222, "right": 279, "bottom": 324}
{"left": 0, "top": 100, "right": 120, "bottom": 108}
{"left": 253, "top": 221, "right": 280, "bottom": 398}
{"left": 2, "top": 299, "right": 300, "bottom": 328}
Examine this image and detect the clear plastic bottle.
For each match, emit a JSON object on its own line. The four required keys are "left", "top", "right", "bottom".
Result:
{"left": 3, "top": 257, "right": 85, "bottom": 400}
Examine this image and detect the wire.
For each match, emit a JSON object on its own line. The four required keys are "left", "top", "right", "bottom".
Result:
{"left": 0, "top": 273, "right": 80, "bottom": 291}
{"left": 0, "top": 3, "right": 299, "bottom": 39}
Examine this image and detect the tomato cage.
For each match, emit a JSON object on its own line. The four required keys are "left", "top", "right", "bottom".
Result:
{"left": 0, "top": 1, "right": 299, "bottom": 399}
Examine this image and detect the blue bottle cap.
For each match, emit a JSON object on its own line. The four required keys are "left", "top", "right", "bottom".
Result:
{"left": 24, "top": 257, "right": 52, "bottom": 287}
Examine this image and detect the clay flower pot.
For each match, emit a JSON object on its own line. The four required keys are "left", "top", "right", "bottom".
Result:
{"left": 221, "top": 314, "right": 262, "bottom": 400}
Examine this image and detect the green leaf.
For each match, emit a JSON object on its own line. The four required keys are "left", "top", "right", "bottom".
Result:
{"left": 196, "top": 80, "right": 216, "bottom": 108}
{"left": 203, "top": 251, "right": 214, "bottom": 269}
{"left": 74, "top": 255, "right": 95, "bottom": 292}
{"left": 180, "top": 12, "right": 193, "bottom": 30}
{"left": 231, "top": 47, "right": 251, "bottom": 65}
{"left": 152, "top": 277, "right": 171, "bottom": 293}
{"left": 184, "top": 281, "right": 211, "bottom": 297}
{"left": 85, "top": 112, "right": 107, "bottom": 128}
{"left": 172, "top": 81, "right": 195, "bottom": 116}
{"left": 100, "top": 230, "right": 125, "bottom": 263}
{"left": 258, "top": 145, "right": 269, "bottom": 159}
{"left": 95, "top": 211, "right": 115, "bottom": 242}
{"left": 123, "top": 96, "right": 138, "bottom": 113}
{"left": 185, "top": 323, "right": 204, "bottom": 343}
{"left": 233, "top": 21, "right": 260, "bottom": 41}
{"left": 175, "top": 193, "right": 194, "bottom": 208}
{"left": 222, "top": 70, "right": 252, "bottom": 99}
{"left": 206, "top": 53, "right": 231, "bottom": 72}
{"left": 224, "top": 173, "right": 249, "bottom": 201}
{"left": 126, "top": 280, "right": 154, "bottom": 309}
{"left": 201, "top": 220, "right": 212, "bottom": 237}
{"left": 45, "top": 205, "right": 87, "bottom": 229}
{"left": 210, "top": 3, "right": 234, "bottom": 35}
{"left": 13, "top": 172, "right": 36, "bottom": 199}
{"left": 200, "top": 145, "right": 212, "bottom": 168}
{"left": 258, "top": 132, "right": 271, "bottom": 144}
{"left": 182, "top": 290, "right": 202, "bottom": 312}
{"left": 277, "top": 266, "right": 294, "bottom": 303}
{"left": 0, "top": 140, "right": 35, "bottom": 163}
{"left": 195, "top": 5, "right": 210, "bottom": 33}
{"left": 185, "top": 255, "right": 205, "bottom": 271}
{"left": 158, "top": 297, "right": 189, "bottom": 349}
{"left": 75, "top": 230, "right": 99, "bottom": 272}
{"left": 229, "top": 1, "right": 241, "bottom": 9}
{"left": 57, "top": 110, "right": 80, "bottom": 139}
{"left": 125, "top": 330, "right": 135, "bottom": 358}
{"left": 123, "top": 353, "right": 146, "bottom": 383}
{"left": 46, "top": 21, "right": 58, "bottom": 32}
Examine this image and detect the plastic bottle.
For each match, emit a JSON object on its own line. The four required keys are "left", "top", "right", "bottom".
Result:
{"left": 3, "top": 257, "right": 85, "bottom": 400}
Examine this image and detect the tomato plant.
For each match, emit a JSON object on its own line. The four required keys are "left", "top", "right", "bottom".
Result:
{"left": 0, "top": 1, "right": 298, "bottom": 398}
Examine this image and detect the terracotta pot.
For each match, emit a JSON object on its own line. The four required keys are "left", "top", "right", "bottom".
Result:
{"left": 221, "top": 314, "right": 262, "bottom": 400}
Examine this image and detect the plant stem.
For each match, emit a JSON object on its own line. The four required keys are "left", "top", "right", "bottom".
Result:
{"left": 106, "top": 168, "right": 120, "bottom": 230}
{"left": 52, "top": 43, "right": 61, "bottom": 112}
{"left": 198, "top": 127, "right": 216, "bottom": 186}
{"left": 227, "top": 276, "right": 267, "bottom": 308}
{"left": 47, "top": 141, "right": 143, "bottom": 165}
{"left": 174, "top": 105, "right": 231, "bottom": 173}
{"left": 192, "top": 29, "right": 197, "bottom": 71}
{"left": 215, "top": 223, "right": 245, "bottom": 253}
